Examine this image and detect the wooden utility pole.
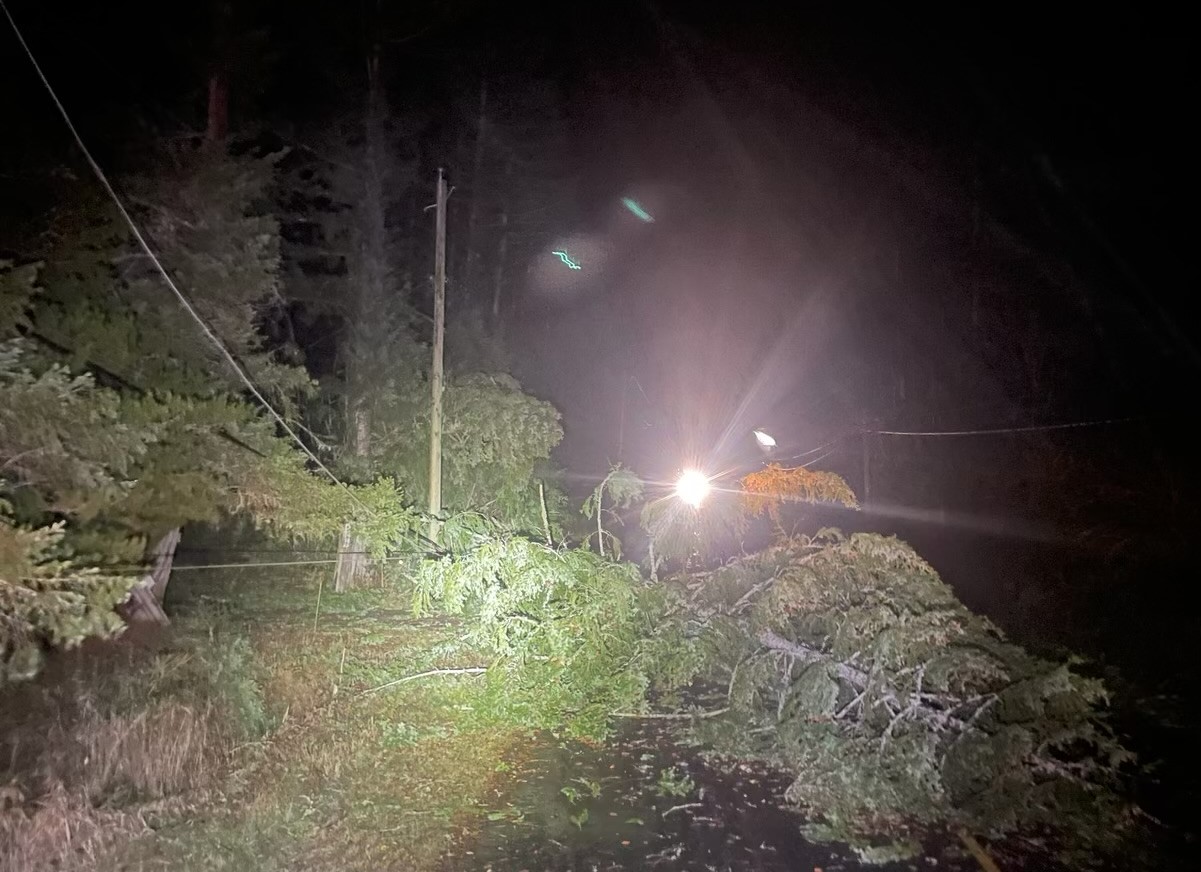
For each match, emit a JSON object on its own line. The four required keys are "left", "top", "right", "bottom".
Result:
{"left": 428, "top": 168, "right": 447, "bottom": 541}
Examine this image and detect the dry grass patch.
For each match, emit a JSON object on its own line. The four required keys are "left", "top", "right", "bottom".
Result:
{"left": 0, "top": 627, "right": 267, "bottom": 872}
{"left": 38, "top": 696, "right": 225, "bottom": 802}
{"left": 0, "top": 781, "right": 144, "bottom": 872}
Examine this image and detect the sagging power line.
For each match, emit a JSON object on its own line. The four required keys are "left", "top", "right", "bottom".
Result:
{"left": 870, "top": 417, "right": 1136, "bottom": 437}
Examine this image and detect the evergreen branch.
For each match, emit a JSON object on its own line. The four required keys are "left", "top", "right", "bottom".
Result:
{"left": 662, "top": 802, "right": 704, "bottom": 817}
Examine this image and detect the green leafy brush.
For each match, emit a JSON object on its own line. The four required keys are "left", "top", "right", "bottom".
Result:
{"left": 412, "top": 515, "right": 662, "bottom": 739}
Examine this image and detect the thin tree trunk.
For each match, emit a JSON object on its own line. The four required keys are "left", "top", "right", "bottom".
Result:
{"left": 491, "top": 159, "right": 512, "bottom": 328}
{"left": 465, "top": 77, "right": 489, "bottom": 297}
{"left": 333, "top": 522, "right": 358, "bottom": 593}
{"left": 597, "top": 489, "right": 606, "bottom": 559}
{"left": 538, "top": 481, "right": 553, "bottom": 546}
{"left": 206, "top": 74, "right": 228, "bottom": 143}
{"left": 428, "top": 169, "right": 447, "bottom": 542}
{"left": 206, "top": 2, "right": 230, "bottom": 145}
{"left": 333, "top": 403, "right": 371, "bottom": 592}
{"left": 491, "top": 208, "right": 508, "bottom": 323}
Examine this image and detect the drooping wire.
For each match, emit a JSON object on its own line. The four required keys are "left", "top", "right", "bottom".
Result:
{"left": 778, "top": 434, "right": 851, "bottom": 462}
{"left": 870, "top": 417, "right": 1136, "bottom": 437}
{"left": 0, "top": 0, "right": 368, "bottom": 512}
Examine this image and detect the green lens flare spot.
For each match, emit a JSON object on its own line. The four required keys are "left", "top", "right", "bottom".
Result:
{"left": 621, "top": 197, "right": 654, "bottom": 222}
{"left": 551, "top": 250, "right": 581, "bottom": 270}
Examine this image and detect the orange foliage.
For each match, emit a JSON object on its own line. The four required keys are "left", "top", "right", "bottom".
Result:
{"left": 739, "top": 463, "right": 858, "bottom": 523}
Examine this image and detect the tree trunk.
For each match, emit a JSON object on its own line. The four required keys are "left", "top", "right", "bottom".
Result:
{"left": 491, "top": 207, "right": 508, "bottom": 324}
{"left": 490, "top": 159, "right": 512, "bottom": 328}
{"left": 465, "top": 77, "right": 489, "bottom": 298}
{"left": 333, "top": 403, "right": 371, "bottom": 592}
{"left": 206, "top": 74, "right": 228, "bottom": 143}
{"left": 206, "top": 0, "right": 230, "bottom": 145}
{"left": 332, "top": 522, "right": 364, "bottom": 593}
{"left": 333, "top": 33, "right": 388, "bottom": 592}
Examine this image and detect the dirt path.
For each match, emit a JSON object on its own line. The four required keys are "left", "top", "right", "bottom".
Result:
{"left": 440, "top": 719, "right": 980, "bottom": 872}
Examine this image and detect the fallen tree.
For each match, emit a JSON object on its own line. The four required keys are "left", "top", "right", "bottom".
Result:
{"left": 410, "top": 513, "right": 661, "bottom": 739}
{"left": 654, "top": 529, "right": 1143, "bottom": 866}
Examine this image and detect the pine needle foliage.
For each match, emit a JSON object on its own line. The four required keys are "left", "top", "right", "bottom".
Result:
{"left": 335, "top": 354, "right": 564, "bottom": 527}
{"left": 0, "top": 148, "right": 360, "bottom": 675}
{"left": 638, "top": 463, "right": 857, "bottom": 568}
{"left": 656, "top": 531, "right": 1141, "bottom": 866}
{"left": 0, "top": 261, "right": 40, "bottom": 336}
{"left": 35, "top": 151, "right": 310, "bottom": 403}
{"left": 238, "top": 456, "right": 422, "bottom": 561}
{"left": 1, "top": 508, "right": 133, "bottom": 683}
{"left": 639, "top": 492, "right": 744, "bottom": 567}
{"left": 413, "top": 515, "right": 658, "bottom": 738}
{"left": 0, "top": 341, "right": 154, "bottom": 516}
{"left": 740, "top": 463, "right": 859, "bottom": 526}
{"left": 581, "top": 464, "right": 644, "bottom": 559}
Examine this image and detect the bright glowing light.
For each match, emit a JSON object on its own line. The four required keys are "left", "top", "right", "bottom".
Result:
{"left": 675, "top": 469, "right": 711, "bottom": 507}
{"left": 551, "top": 250, "right": 581, "bottom": 270}
{"left": 753, "top": 430, "right": 777, "bottom": 448}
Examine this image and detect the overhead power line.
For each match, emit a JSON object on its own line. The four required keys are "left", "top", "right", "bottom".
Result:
{"left": 1, "top": 0, "right": 367, "bottom": 511}
{"left": 870, "top": 417, "right": 1136, "bottom": 437}
{"left": 779, "top": 434, "right": 852, "bottom": 462}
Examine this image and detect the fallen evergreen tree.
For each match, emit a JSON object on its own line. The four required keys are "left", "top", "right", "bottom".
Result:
{"left": 410, "top": 513, "right": 663, "bottom": 740}
{"left": 653, "top": 529, "right": 1143, "bottom": 866}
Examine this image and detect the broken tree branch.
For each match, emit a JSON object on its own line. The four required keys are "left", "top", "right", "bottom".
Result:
{"left": 757, "top": 629, "right": 967, "bottom": 734}
{"left": 362, "top": 666, "right": 487, "bottom": 695}
{"left": 613, "top": 707, "right": 729, "bottom": 720}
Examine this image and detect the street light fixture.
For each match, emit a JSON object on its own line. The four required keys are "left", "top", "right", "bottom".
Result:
{"left": 753, "top": 430, "right": 776, "bottom": 450}
{"left": 675, "top": 469, "right": 711, "bottom": 508}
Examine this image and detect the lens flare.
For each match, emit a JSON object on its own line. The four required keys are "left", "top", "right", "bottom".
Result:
{"left": 675, "top": 469, "right": 711, "bottom": 507}
{"left": 621, "top": 197, "right": 655, "bottom": 222}
{"left": 550, "top": 250, "right": 581, "bottom": 270}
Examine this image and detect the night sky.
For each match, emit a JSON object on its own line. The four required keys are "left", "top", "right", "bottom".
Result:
{"left": 3, "top": 1, "right": 1195, "bottom": 661}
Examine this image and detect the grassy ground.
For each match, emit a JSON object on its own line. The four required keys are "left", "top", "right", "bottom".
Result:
{"left": 2, "top": 563, "right": 526, "bottom": 872}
